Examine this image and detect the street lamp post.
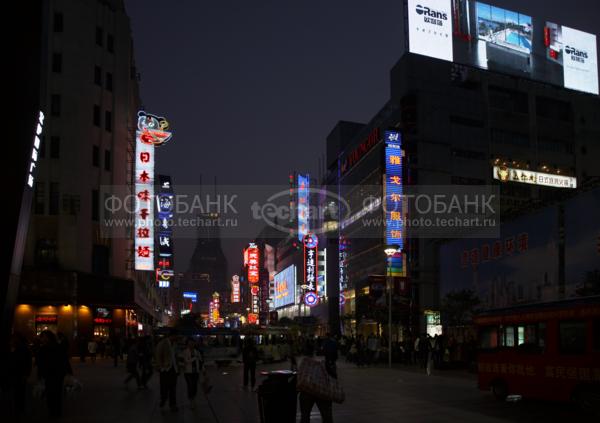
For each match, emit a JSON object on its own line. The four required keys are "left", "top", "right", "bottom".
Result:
{"left": 384, "top": 245, "right": 399, "bottom": 369}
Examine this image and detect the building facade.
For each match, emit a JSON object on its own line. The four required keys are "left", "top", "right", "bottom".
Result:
{"left": 14, "top": 0, "right": 163, "bottom": 344}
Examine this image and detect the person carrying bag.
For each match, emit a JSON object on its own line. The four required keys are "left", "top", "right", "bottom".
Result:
{"left": 296, "top": 356, "right": 345, "bottom": 423}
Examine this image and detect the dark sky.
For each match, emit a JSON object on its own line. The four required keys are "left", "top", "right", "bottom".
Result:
{"left": 126, "top": 0, "right": 599, "bottom": 276}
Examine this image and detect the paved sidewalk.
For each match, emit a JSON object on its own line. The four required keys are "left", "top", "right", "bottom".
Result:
{"left": 10, "top": 357, "right": 586, "bottom": 423}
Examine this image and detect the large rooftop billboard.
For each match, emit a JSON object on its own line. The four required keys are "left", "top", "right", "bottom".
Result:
{"left": 406, "top": 0, "right": 598, "bottom": 95}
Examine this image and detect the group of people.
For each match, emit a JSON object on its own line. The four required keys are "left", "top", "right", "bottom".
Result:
{"left": 3, "top": 330, "right": 71, "bottom": 419}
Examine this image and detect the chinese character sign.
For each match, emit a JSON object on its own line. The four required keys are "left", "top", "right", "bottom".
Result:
{"left": 134, "top": 114, "right": 156, "bottom": 270}
{"left": 247, "top": 243, "right": 259, "bottom": 283}
{"left": 385, "top": 131, "right": 404, "bottom": 251}
{"left": 298, "top": 174, "right": 309, "bottom": 241}
{"left": 231, "top": 275, "right": 240, "bottom": 303}
{"left": 303, "top": 234, "right": 318, "bottom": 303}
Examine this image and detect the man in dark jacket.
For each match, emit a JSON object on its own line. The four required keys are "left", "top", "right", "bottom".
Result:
{"left": 37, "top": 330, "right": 68, "bottom": 418}
{"left": 242, "top": 338, "right": 258, "bottom": 389}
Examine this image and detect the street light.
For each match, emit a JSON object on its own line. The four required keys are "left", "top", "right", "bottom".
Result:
{"left": 384, "top": 244, "right": 400, "bottom": 369}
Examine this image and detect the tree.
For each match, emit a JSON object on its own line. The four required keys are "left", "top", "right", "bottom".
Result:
{"left": 441, "top": 289, "right": 481, "bottom": 327}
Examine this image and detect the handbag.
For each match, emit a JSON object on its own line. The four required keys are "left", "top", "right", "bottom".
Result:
{"left": 32, "top": 381, "right": 45, "bottom": 399}
{"left": 296, "top": 357, "right": 345, "bottom": 404}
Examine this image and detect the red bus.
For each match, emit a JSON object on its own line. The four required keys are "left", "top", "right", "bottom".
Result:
{"left": 474, "top": 297, "right": 600, "bottom": 412}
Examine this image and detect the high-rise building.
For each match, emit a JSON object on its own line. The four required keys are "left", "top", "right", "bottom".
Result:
{"left": 13, "top": 0, "right": 164, "bottom": 343}
{"left": 326, "top": 52, "right": 600, "bottom": 338}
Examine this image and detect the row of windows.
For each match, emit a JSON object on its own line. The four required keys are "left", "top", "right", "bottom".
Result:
{"left": 480, "top": 319, "right": 600, "bottom": 354}
{"left": 50, "top": 96, "right": 113, "bottom": 132}
{"left": 36, "top": 136, "right": 111, "bottom": 170}
{"left": 34, "top": 184, "right": 103, "bottom": 222}
{"left": 53, "top": 12, "right": 115, "bottom": 54}
{"left": 94, "top": 65, "right": 113, "bottom": 91}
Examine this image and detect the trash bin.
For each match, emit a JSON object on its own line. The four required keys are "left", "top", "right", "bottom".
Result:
{"left": 257, "top": 370, "right": 297, "bottom": 423}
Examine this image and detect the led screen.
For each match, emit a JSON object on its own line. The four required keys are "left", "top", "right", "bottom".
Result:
{"left": 273, "top": 265, "right": 296, "bottom": 309}
{"left": 407, "top": 0, "right": 598, "bottom": 95}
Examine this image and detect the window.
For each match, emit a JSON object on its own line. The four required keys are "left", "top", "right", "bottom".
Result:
{"left": 491, "top": 128, "right": 530, "bottom": 147}
{"left": 107, "top": 34, "right": 114, "bottom": 53}
{"left": 50, "top": 136, "right": 60, "bottom": 159}
{"left": 559, "top": 320, "right": 586, "bottom": 354}
{"left": 49, "top": 183, "right": 60, "bottom": 215}
{"left": 594, "top": 318, "right": 600, "bottom": 351}
{"left": 35, "top": 239, "right": 58, "bottom": 267}
{"left": 93, "top": 105, "right": 100, "bottom": 126}
{"left": 92, "top": 245, "right": 109, "bottom": 275}
{"left": 489, "top": 86, "right": 529, "bottom": 114}
{"left": 92, "top": 145, "right": 99, "bottom": 167}
{"left": 51, "top": 94, "right": 61, "bottom": 116}
{"left": 34, "top": 182, "right": 45, "bottom": 214}
{"left": 39, "top": 136, "right": 46, "bottom": 158}
{"left": 95, "top": 27, "right": 103, "bottom": 46}
{"left": 536, "top": 97, "right": 572, "bottom": 122}
{"left": 52, "top": 53, "right": 62, "bottom": 73}
{"left": 94, "top": 66, "right": 102, "bottom": 85}
{"left": 104, "top": 150, "right": 111, "bottom": 171}
{"left": 92, "top": 189, "right": 99, "bottom": 221}
{"left": 479, "top": 326, "right": 498, "bottom": 349}
{"left": 53, "top": 12, "right": 63, "bottom": 33}
{"left": 106, "top": 72, "right": 113, "bottom": 92}
{"left": 105, "top": 110, "right": 112, "bottom": 132}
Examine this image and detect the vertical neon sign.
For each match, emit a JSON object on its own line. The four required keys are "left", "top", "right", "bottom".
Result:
{"left": 384, "top": 130, "right": 403, "bottom": 250}
{"left": 385, "top": 130, "right": 405, "bottom": 276}
{"left": 303, "top": 233, "right": 319, "bottom": 306}
{"left": 134, "top": 112, "right": 172, "bottom": 271}
{"left": 298, "top": 174, "right": 309, "bottom": 241}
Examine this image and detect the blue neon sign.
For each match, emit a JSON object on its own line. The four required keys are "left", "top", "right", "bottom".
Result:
{"left": 385, "top": 130, "right": 403, "bottom": 251}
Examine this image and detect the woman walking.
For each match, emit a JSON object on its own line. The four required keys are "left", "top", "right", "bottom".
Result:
{"left": 182, "top": 338, "right": 203, "bottom": 409}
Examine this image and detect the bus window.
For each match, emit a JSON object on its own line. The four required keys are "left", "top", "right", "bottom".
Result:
{"left": 593, "top": 318, "right": 600, "bottom": 351}
{"left": 559, "top": 320, "right": 586, "bottom": 354}
{"left": 516, "top": 323, "right": 544, "bottom": 353}
{"left": 504, "top": 326, "right": 515, "bottom": 347}
{"left": 479, "top": 326, "right": 498, "bottom": 349}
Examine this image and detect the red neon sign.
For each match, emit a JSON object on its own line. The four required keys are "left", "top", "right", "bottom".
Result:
{"left": 247, "top": 243, "right": 259, "bottom": 283}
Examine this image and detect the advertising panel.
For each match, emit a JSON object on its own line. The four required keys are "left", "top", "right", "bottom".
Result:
{"left": 273, "top": 265, "right": 296, "bottom": 309}
{"left": 298, "top": 174, "right": 309, "bottom": 241}
{"left": 384, "top": 130, "right": 404, "bottom": 250}
{"left": 406, "top": 0, "right": 599, "bottom": 95}
{"left": 493, "top": 166, "right": 577, "bottom": 189}
{"left": 440, "top": 205, "right": 559, "bottom": 310}
{"left": 156, "top": 175, "right": 174, "bottom": 287}
{"left": 407, "top": 0, "right": 453, "bottom": 61}
{"left": 564, "top": 188, "right": 600, "bottom": 298}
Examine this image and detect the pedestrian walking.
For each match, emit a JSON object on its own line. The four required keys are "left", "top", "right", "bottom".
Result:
{"left": 156, "top": 329, "right": 179, "bottom": 411}
{"left": 182, "top": 338, "right": 203, "bottom": 409}
{"left": 87, "top": 338, "right": 98, "bottom": 363}
{"left": 298, "top": 352, "right": 336, "bottom": 423}
{"left": 37, "top": 330, "right": 69, "bottom": 418}
{"left": 322, "top": 333, "right": 338, "bottom": 378}
{"left": 112, "top": 335, "right": 121, "bottom": 367}
{"left": 139, "top": 336, "right": 154, "bottom": 389}
{"left": 57, "top": 332, "right": 73, "bottom": 375}
{"left": 6, "top": 333, "right": 32, "bottom": 420}
{"left": 124, "top": 339, "right": 141, "bottom": 389}
{"left": 242, "top": 337, "right": 258, "bottom": 389}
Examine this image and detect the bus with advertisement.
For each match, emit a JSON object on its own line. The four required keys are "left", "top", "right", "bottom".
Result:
{"left": 474, "top": 297, "right": 600, "bottom": 412}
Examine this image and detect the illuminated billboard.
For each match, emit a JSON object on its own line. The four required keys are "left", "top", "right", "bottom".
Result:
{"left": 493, "top": 166, "right": 577, "bottom": 189}
{"left": 273, "top": 265, "right": 296, "bottom": 309}
{"left": 384, "top": 131, "right": 404, "bottom": 250}
{"left": 298, "top": 174, "right": 309, "bottom": 241}
{"left": 406, "top": 0, "right": 599, "bottom": 95}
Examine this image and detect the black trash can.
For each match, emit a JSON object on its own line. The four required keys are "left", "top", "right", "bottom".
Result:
{"left": 257, "top": 370, "right": 297, "bottom": 423}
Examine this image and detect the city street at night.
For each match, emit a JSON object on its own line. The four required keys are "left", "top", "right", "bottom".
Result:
{"left": 5, "top": 0, "right": 600, "bottom": 422}
{"left": 18, "top": 359, "right": 588, "bottom": 423}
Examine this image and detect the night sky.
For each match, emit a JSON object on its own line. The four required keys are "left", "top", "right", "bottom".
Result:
{"left": 126, "top": 0, "right": 600, "bottom": 276}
